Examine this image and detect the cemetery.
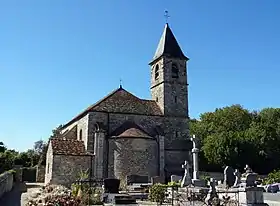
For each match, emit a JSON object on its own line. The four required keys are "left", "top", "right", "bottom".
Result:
{"left": 2, "top": 134, "right": 278, "bottom": 205}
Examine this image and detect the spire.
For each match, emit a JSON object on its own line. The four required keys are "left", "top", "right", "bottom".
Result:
{"left": 150, "top": 23, "right": 188, "bottom": 64}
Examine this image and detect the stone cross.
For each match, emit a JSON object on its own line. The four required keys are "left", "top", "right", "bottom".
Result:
{"left": 244, "top": 164, "right": 253, "bottom": 174}
{"left": 233, "top": 169, "right": 241, "bottom": 187}
{"left": 191, "top": 135, "right": 200, "bottom": 180}
{"left": 209, "top": 178, "right": 217, "bottom": 193}
{"left": 190, "top": 135, "right": 198, "bottom": 149}
{"left": 205, "top": 178, "right": 219, "bottom": 205}
{"left": 181, "top": 160, "right": 191, "bottom": 187}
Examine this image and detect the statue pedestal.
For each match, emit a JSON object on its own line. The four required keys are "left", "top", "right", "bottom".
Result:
{"left": 238, "top": 187, "right": 268, "bottom": 206}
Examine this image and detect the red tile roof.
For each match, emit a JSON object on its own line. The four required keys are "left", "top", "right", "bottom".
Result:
{"left": 62, "top": 87, "right": 162, "bottom": 129}
{"left": 50, "top": 138, "right": 91, "bottom": 155}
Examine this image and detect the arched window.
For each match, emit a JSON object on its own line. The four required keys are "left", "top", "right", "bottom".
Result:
{"left": 172, "top": 63, "right": 179, "bottom": 78}
{"left": 79, "top": 129, "right": 82, "bottom": 141}
{"left": 155, "top": 64, "right": 159, "bottom": 80}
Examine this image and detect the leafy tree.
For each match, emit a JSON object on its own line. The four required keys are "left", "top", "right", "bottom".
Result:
{"left": 50, "top": 125, "right": 63, "bottom": 139}
{"left": 191, "top": 105, "right": 280, "bottom": 174}
{"left": 0, "top": 142, "right": 6, "bottom": 153}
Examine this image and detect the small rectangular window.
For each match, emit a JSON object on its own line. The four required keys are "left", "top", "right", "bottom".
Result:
{"left": 174, "top": 96, "right": 177, "bottom": 103}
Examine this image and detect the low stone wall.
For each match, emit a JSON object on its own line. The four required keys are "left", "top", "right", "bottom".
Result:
{"left": 0, "top": 171, "right": 14, "bottom": 199}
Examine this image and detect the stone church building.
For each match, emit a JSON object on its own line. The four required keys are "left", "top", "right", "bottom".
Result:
{"left": 45, "top": 23, "right": 192, "bottom": 186}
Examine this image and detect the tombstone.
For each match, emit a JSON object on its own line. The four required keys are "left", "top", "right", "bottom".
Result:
{"left": 151, "top": 176, "right": 164, "bottom": 185}
{"left": 245, "top": 173, "right": 257, "bottom": 187}
{"left": 102, "top": 178, "right": 137, "bottom": 204}
{"left": 181, "top": 160, "right": 192, "bottom": 187}
{"left": 104, "top": 178, "right": 120, "bottom": 193}
{"left": 126, "top": 175, "right": 149, "bottom": 185}
{"left": 171, "top": 175, "right": 182, "bottom": 183}
{"left": 233, "top": 169, "right": 241, "bottom": 187}
{"left": 205, "top": 178, "right": 219, "bottom": 205}
{"left": 224, "top": 166, "right": 235, "bottom": 188}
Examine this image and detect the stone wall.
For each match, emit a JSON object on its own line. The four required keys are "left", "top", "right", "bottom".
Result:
{"left": 50, "top": 154, "right": 93, "bottom": 187}
{"left": 150, "top": 57, "right": 189, "bottom": 117}
{"left": 61, "top": 114, "right": 89, "bottom": 148}
{"left": 45, "top": 142, "right": 53, "bottom": 184}
{"left": 36, "top": 165, "right": 45, "bottom": 183}
{"left": 108, "top": 137, "right": 158, "bottom": 179}
{"left": 88, "top": 111, "right": 191, "bottom": 177}
{"left": 0, "top": 171, "right": 14, "bottom": 199}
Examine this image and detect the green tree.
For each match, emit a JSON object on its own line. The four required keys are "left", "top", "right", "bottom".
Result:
{"left": 190, "top": 105, "right": 280, "bottom": 174}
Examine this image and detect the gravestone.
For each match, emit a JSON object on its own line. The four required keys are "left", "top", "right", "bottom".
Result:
{"left": 233, "top": 169, "right": 241, "bottom": 187}
{"left": 205, "top": 178, "right": 219, "bottom": 205}
{"left": 245, "top": 173, "right": 257, "bottom": 187}
{"left": 126, "top": 175, "right": 149, "bottom": 185}
{"left": 224, "top": 166, "right": 235, "bottom": 188}
{"left": 102, "top": 178, "right": 137, "bottom": 204}
{"left": 104, "top": 178, "right": 120, "bottom": 193}
{"left": 171, "top": 175, "right": 182, "bottom": 183}
{"left": 151, "top": 176, "right": 164, "bottom": 185}
{"left": 181, "top": 160, "right": 191, "bottom": 187}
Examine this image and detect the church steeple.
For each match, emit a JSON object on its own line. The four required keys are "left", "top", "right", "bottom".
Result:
{"left": 150, "top": 23, "right": 188, "bottom": 65}
{"left": 149, "top": 23, "right": 189, "bottom": 117}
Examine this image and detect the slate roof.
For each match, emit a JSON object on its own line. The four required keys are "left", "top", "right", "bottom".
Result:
{"left": 50, "top": 138, "right": 91, "bottom": 155}
{"left": 150, "top": 23, "right": 188, "bottom": 64}
{"left": 62, "top": 87, "right": 162, "bottom": 129}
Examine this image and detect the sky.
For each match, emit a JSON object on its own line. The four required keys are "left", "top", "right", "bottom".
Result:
{"left": 0, "top": 0, "right": 280, "bottom": 152}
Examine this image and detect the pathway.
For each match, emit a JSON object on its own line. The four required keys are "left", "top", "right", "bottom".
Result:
{"left": 0, "top": 182, "right": 43, "bottom": 206}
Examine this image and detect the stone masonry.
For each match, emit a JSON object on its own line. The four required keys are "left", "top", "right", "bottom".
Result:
{"left": 45, "top": 23, "right": 191, "bottom": 184}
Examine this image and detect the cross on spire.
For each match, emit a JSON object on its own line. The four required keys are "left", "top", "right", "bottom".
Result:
{"left": 119, "top": 79, "right": 122, "bottom": 89}
{"left": 164, "top": 10, "right": 170, "bottom": 23}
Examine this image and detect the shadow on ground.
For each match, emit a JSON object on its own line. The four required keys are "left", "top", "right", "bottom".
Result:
{"left": 0, "top": 183, "right": 26, "bottom": 206}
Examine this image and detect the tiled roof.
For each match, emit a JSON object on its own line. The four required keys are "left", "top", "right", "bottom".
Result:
{"left": 62, "top": 87, "right": 162, "bottom": 128}
{"left": 118, "top": 128, "right": 151, "bottom": 138}
{"left": 150, "top": 23, "right": 188, "bottom": 64}
{"left": 50, "top": 138, "right": 91, "bottom": 155}
{"left": 111, "top": 121, "right": 153, "bottom": 138}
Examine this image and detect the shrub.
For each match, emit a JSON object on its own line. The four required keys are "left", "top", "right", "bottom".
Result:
{"left": 263, "top": 170, "right": 280, "bottom": 185}
{"left": 149, "top": 183, "right": 167, "bottom": 204}
{"left": 167, "top": 181, "right": 180, "bottom": 187}
{"left": 201, "top": 174, "right": 211, "bottom": 182}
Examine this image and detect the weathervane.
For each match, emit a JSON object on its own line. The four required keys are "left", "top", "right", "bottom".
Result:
{"left": 164, "top": 10, "right": 170, "bottom": 23}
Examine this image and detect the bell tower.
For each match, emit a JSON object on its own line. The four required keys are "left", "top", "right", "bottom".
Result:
{"left": 149, "top": 23, "right": 189, "bottom": 117}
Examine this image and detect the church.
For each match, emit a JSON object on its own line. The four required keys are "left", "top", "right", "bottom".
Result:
{"left": 45, "top": 23, "right": 192, "bottom": 186}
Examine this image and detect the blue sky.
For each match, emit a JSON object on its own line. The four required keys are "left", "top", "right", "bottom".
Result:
{"left": 1, "top": 0, "right": 279, "bottom": 151}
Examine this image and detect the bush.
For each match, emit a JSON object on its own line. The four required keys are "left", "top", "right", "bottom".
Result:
{"left": 8, "top": 169, "right": 16, "bottom": 182}
{"left": 263, "top": 170, "right": 280, "bottom": 185}
{"left": 167, "top": 181, "right": 180, "bottom": 187}
{"left": 149, "top": 183, "right": 167, "bottom": 204}
{"left": 201, "top": 174, "right": 211, "bottom": 182}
